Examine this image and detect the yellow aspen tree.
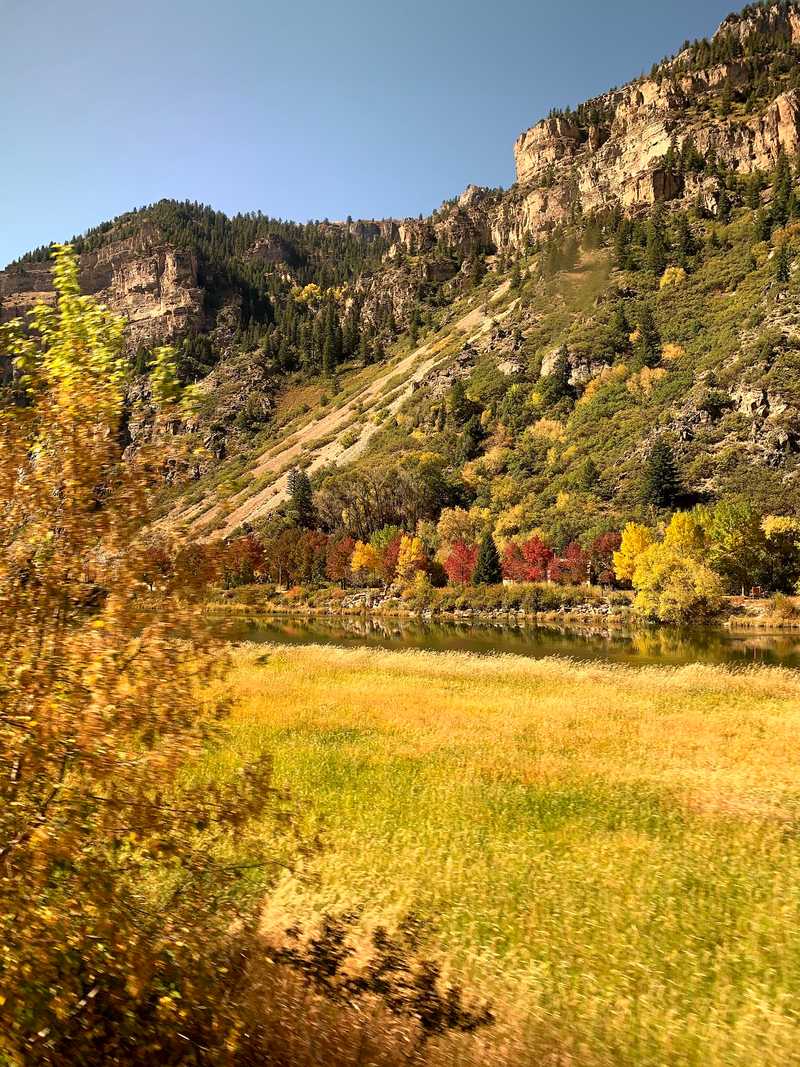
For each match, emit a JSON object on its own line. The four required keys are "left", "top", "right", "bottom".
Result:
{"left": 396, "top": 535, "right": 428, "bottom": 584}
{"left": 613, "top": 522, "right": 654, "bottom": 582}
{"left": 350, "top": 540, "right": 380, "bottom": 583}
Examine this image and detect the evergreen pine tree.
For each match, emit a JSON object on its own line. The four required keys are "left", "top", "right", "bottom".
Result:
{"left": 448, "top": 380, "right": 473, "bottom": 426}
{"left": 646, "top": 203, "right": 668, "bottom": 275}
{"left": 674, "top": 212, "right": 695, "bottom": 265}
{"left": 614, "top": 218, "right": 634, "bottom": 270}
{"left": 634, "top": 304, "right": 661, "bottom": 368}
{"left": 775, "top": 239, "right": 791, "bottom": 284}
{"left": 468, "top": 255, "right": 485, "bottom": 287}
{"left": 322, "top": 327, "right": 336, "bottom": 378}
{"left": 577, "top": 456, "right": 600, "bottom": 491}
{"left": 716, "top": 186, "right": 732, "bottom": 223}
{"left": 772, "top": 151, "right": 793, "bottom": 228}
{"left": 472, "top": 531, "right": 502, "bottom": 585}
{"left": 409, "top": 303, "right": 422, "bottom": 347}
{"left": 342, "top": 303, "right": 360, "bottom": 358}
{"left": 720, "top": 79, "right": 733, "bottom": 116}
{"left": 693, "top": 191, "right": 708, "bottom": 220}
{"left": 287, "top": 466, "right": 316, "bottom": 529}
{"left": 754, "top": 208, "right": 773, "bottom": 243}
{"left": 606, "top": 303, "right": 630, "bottom": 353}
{"left": 746, "top": 172, "right": 764, "bottom": 210}
{"left": 359, "top": 330, "right": 372, "bottom": 366}
{"left": 510, "top": 257, "right": 522, "bottom": 290}
{"left": 641, "top": 438, "right": 680, "bottom": 509}
{"left": 540, "top": 347, "right": 572, "bottom": 407}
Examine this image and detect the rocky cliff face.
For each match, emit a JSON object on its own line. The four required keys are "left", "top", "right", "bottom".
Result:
{"left": 511, "top": 81, "right": 799, "bottom": 208}
{"left": 500, "top": 9, "right": 800, "bottom": 241}
{"left": 0, "top": 226, "right": 205, "bottom": 346}
{"left": 358, "top": 4, "right": 800, "bottom": 275}
{"left": 3, "top": 3, "right": 799, "bottom": 418}
{"left": 720, "top": 2, "right": 800, "bottom": 45}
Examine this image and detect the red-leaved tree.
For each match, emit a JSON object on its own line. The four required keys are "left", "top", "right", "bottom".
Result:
{"left": 326, "top": 534, "right": 356, "bottom": 584}
{"left": 501, "top": 541, "right": 528, "bottom": 582}
{"left": 444, "top": 541, "right": 478, "bottom": 585}
{"left": 550, "top": 541, "right": 588, "bottom": 585}
{"left": 501, "top": 535, "right": 554, "bottom": 582}
{"left": 521, "top": 535, "right": 554, "bottom": 581}
{"left": 589, "top": 531, "right": 622, "bottom": 585}
{"left": 379, "top": 533, "right": 403, "bottom": 585}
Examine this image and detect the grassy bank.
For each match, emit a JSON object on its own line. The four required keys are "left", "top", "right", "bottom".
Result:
{"left": 204, "top": 643, "right": 800, "bottom": 1066}
{"left": 210, "top": 584, "right": 800, "bottom": 636}
{"left": 210, "top": 580, "right": 632, "bottom": 624}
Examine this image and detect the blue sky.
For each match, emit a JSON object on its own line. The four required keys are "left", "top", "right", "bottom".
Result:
{"left": 1, "top": 0, "right": 737, "bottom": 267}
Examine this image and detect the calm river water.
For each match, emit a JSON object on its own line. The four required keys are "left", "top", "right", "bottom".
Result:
{"left": 217, "top": 613, "right": 800, "bottom": 669}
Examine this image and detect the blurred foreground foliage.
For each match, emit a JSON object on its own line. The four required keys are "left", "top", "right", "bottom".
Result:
{"left": 0, "top": 247, "right": 491, "bottom": 1066}
{"left": 0, "top": 247, "right": 283, "bottom": 1064}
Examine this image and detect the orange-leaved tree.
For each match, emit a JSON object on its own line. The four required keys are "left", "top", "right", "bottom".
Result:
{"left": 0, "top": 247, "right": 285, "bottom": 1065}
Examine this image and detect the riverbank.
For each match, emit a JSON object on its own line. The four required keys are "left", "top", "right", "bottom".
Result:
{"left": 209, "top": 581, "right": 634, "bottom": 629}
{"left": 213, "top": 611, "right": 800, "bottom": 669}
{"left": 212, "top": 642, "right": 800, "bottom": 1066}
{"left": 208, "top": 582, "right": 800, "bottom": 634}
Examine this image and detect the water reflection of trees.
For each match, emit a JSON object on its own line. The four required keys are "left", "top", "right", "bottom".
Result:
{"left": 628, "top": 627, "right": 800, "bottom": 667}
{"left": 228, "top": 615, "right": 800, "bottom": 668}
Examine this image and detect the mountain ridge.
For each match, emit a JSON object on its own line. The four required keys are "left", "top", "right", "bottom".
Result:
{"left": 2, "top": 1, "right": 800, "bottom": 547}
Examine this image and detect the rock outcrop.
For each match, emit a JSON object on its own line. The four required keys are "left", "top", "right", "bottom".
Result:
{"left": 500, "top": 5, "right": 800, "bottom": 246}
{"left": 0, "top": 229, "right": 205, "bottom": 346}
{"left": 7, "top": 5, "right": 798, "bottom": 353}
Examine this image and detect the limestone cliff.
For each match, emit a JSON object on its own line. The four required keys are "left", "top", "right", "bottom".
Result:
{"left": 500, "top": 5, "right": 800, "bottom": 246}
{"left": 0, "top": 226, "right": 205, "bottom": 346}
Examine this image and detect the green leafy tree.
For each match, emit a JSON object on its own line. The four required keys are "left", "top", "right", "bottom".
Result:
{"left": 472, "top": 531, "right": 502, "bottom": 585}
{"left": 702, "top": 498, "right": 768, "bottom": 593}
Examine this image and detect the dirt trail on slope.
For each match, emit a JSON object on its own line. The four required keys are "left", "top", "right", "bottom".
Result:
{"left": 186, "top": 280, "right": 514, "bottom": 540}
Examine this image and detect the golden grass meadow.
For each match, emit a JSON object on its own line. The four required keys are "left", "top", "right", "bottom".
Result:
{"left": 197, "top": 642, "right": 800, "bottom": 1066}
